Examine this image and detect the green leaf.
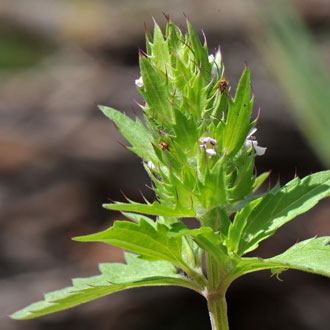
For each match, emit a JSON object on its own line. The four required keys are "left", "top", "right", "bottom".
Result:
{"left": 139, "top": 55, "right": 174, "bottom": 123}
{"left": 267, "top": 236, "right": 330, "bottom": 277}
{"left": 151, "top": 23, "right": 170, "bottom": 72}
{"left": 223, "top": 66, "right": 253, "bottom": 156}
{"left": 169, "top": 222, "right": 228, "bottom": 261}
{"left": 74, "top": 219, "right": 186, "bottom": 268}
{"left": 233, "top": 237, "right": 330, "bottom": 279}
{"left": 186, "top": 20, "right": 211, "bottom": 81}
{"left": 121, "top": 212, "right": 156, "bottom": 228}
{"left": 103, "top": 200, "right": 195, "bottom": 218}
{"left": 253, "top": 171, "right": 271, "bottom": 191}
{"left": 197, "top": 158, "right": 227, "bottom": 209}
{"left": 173, "top": 109, "right": 198, "bottom": 154}
{"left": 11, "top": 253, "right": 198, "bottom": 320}
{"left": 99, "top": 105, "right": 154, "bottom": 160}
{"left": 238, "top": 171, "right": 330, "bottom": 255}
{"left": 227, "top": 198, "right": 262, "bottom": 253}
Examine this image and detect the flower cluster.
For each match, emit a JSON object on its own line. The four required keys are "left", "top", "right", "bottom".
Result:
{"left": 199, "top": 137, "right": 218, "bottom": 158}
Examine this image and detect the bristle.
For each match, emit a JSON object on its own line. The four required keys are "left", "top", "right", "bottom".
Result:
{"left": 162, "top": 12, "right": 170, "bottom": 22}
{"left": 250, "top": 83, "right": 255, "bottom": 98}
{"left": 201, "top": 29, "right": 207, "bottom": 46}
{"left": 132, "top": 98, "right": 144, "bottom": 108}
{"left": 158, "top": 113, "right": 171, "bottom": 122}
{"left": 131, "top": 105, "right": 137, "bottom": 116}
{"left": 117, "top": 140, "right": 128, "bottom": 150}
{"left": 145, "top": 184, "right": 154, "bottom": 191}
{"left": 294, "top": 167, "right": 298, "bottom": 179}
{"left": 139, "top": 189, "right": 149, "bottom": 203}
{"left": 144, "top": 22, "right": 149, "bottom": 34}
{"left": 255, "top": 107, "right": 261, "bottom": 122}
{"left": 120, "top": 189, "right": 129, "bottom": 201}
{"left": 138, "top": 49, "right": 148, "bottom": 57}
{"left": 107, "top": 197, "right": 115, "bottom": 203}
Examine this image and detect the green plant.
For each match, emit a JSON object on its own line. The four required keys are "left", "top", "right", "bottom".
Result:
{"left": 11, "top": 18, "right": 330, "bottom": 330}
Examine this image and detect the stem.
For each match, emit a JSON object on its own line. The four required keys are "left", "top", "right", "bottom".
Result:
{"left": 206, "top": 253, "right": 230, "bottom": 330}
{"left": 201, "top": 207, "right": 231, "bottom": 330}
{"left": 207, "top": 291, "right": 229, "bottom": 330}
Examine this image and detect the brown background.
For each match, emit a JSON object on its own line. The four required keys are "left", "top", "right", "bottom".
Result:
{"left": 1, "top": 1, "right": 330, "bottom": 329}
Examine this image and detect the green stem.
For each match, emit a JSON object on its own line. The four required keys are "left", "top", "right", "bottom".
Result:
{"left": 201, "top": 207, "right": 231, "bottom": 330}
{"left": 206, "top": 253, "right": 230, "bottom": 330}
{"left": 207, "top": 291, "right": 229, "bottom": 330}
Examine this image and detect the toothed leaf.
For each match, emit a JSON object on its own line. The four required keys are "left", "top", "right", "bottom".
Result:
{"left": 99, "top": 105, "right": 154, "bottom": 160}
{"left": 74, "top": 219, "right": 190, "bottom": 270}
{"left": 224, "top": 66, "right": 253, "bottom": 156}
{"left": 103, "top": 200, "right": 195, "bottom": 218}
{"left": 234, "top": 237, "right": 330, "bottom": 279}
{"left": 238, "top": 171, "right": 330, "bottom": 255}
{"left": 11, "top": 253, "right": 194, "bottom": 320}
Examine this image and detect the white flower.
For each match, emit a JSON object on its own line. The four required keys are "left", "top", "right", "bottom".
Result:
{"left": 199, "top": 136, "right": 218, "bottom": 158}
{"left": 206, "top": 148, "right": 216, "bottom": 157}
{"left": 135, "top": 76, "right": 143, "bottom": 88}
{"left": 200, "top": 137, "right": 217, "bottom": 146}
{"left": 147, "top": 160, "right": 155, "bottom": 170}
{"left": 244, "top": 128, "right": 267, "bottom": 156}
{"left": 208, "top": 54, "right": 218, "bottom": 77}
{"left": 208, "top": 54, "right": 215, "bottom": 63}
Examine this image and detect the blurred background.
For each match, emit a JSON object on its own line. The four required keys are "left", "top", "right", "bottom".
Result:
{"left": 1, "top": 0, "right": 329, "bottom": 329}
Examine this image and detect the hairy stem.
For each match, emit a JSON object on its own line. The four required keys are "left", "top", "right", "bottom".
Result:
{"left": 207, "top": 291, "right": 229, "bottom": 330}
{"left": 206, "top": 253, "right": 230, "bottom": 330}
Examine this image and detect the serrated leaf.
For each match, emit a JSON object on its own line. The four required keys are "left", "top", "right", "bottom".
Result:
{"left": 233, "top": 237, "right": 330, "bottom": 279}
{"left": 99, "top": 105, "right": 154, "bottom": 160}
{"left": 121, "top": 212, "right": 156, "bottom": 228}
{"left": 227, "top": 198, "right": 262, "bottom": 253}
{"left": 173, "top": 110, "right": 197, "bottom": 154}
{"left": 151, "top": 23, "right": 170, "bottom": 72}
{"left": 139, "top": 55, "right": 174, "bottom": 124}
{"left": 267, "top": 237, "right": 330, "bottom": 277}
{"left": 186, "top": 20, "right": 211, "bottom": 81}
{"left": 197, "top": 158, "right": 227, "bottom": 209}
{"left": 74, "top": 219, "right": 187, "bottom": 268}
{"left": 169, "top": 222, "right": 228, "bottom": 261}
{"left": 223, "top": 66, "right": 253, "bottom": 156}
{"left": 238, "top": 171, "right": 330, "bottom": 255}
{"left": 11, "top": 253, "right": 198, "bottom": 320}
{"left": 103, "top": 199, "right": 195, "bottom": 218}
{"left": 253, "top": 171, "right": 271, "bottom": 191}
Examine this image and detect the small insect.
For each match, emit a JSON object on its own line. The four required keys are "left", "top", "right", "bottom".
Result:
{"left": 219, "top": 79, "right": 228, "bottom": 93}
{"left": 159, "top": 141, "right": 169, "bottom": 151}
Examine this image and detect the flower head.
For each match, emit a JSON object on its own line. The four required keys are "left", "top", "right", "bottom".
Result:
{"left": 199, "top": 136, "right": 218, "bottom": 158}
{"left": 135, "top": 76, "right": 143, "bottom": 88}
{"left": 244, "top": 128, "right": 266, "bottom": 156}
{"left": 147, "top": 160, "right": 155, "bottom": 170}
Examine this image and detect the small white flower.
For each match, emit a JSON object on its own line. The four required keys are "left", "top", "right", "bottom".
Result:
{"left": 200, "top": 137, "right": 217, "bottom": 146}
{"left": 147, "top": 160, "right": 155, "bottom": 170}
{"left": 244, "top": 128, "right": 267, "bottom": 156}
{"left": 199, "top": 136, "right": 218, "bottom": 158}
{"left": 135, "top": 76, "right": 143, "bottom": 88}
{"left": 206, "top": 148, "right": 216, "bottom": 157}
{"left": 208, "top": 54, "right": 218, "bottom": 77}
{"left": 208, "top": 54, "right": 215, "bottom": 63}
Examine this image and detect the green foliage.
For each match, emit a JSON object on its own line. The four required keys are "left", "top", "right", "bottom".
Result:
{"left": 13, "top": 18, "right": 330, "bottom": 329}
{"left": 11, "top": 253, "right": 198, "bottom": 320}
{"left": 74, "top": 219, "right": 188, "bottom": 269}
{"left": 235, "top": 171, "right": 330, "bottom": 255}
